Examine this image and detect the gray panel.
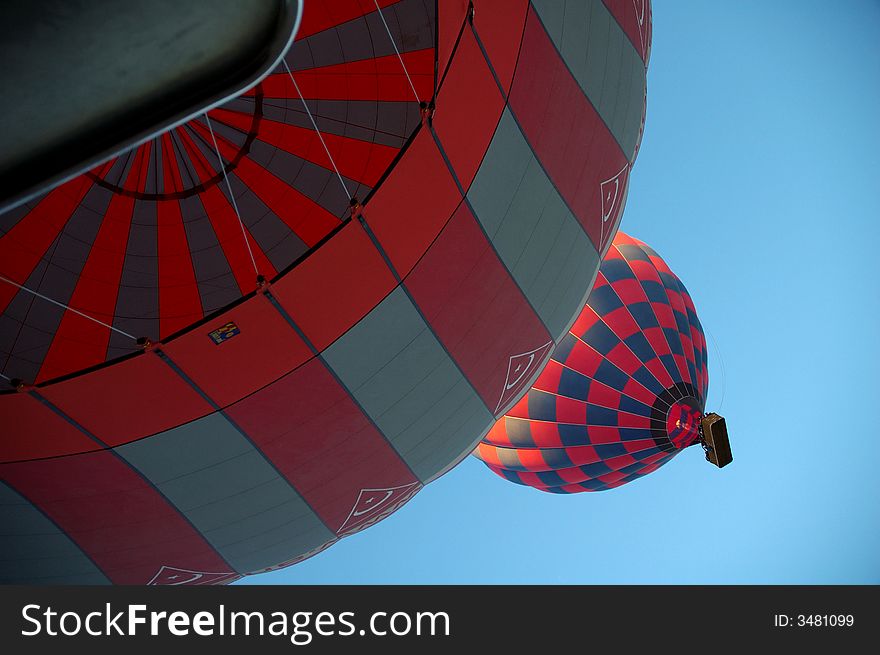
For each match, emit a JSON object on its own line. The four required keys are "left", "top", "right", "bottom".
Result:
{"left": 531, "top": 0, "right": 646, "bottom": 159}
{"left": 0, "top": 184, "right": 110, "bottom": 382}
{"left": 179, "top": 193, "right": 241, "bottom": 314}
{"left": 115, "top": 412, "right": 333, "bottom": 574}
{"left": 288, "top": 0, "right": 433, "bottom": 72}
{"left": 468, "top": 110, "right": 599, "bottom": 339}
{"left": 225, "top": 173, "right": 310, "bottom": 273}
{"left": 228, "top": 97, "right": 418, "bottom": 148}
{"left": 323, "top": 287, "right": 492, "bottom": 482}
{"left": 0, "top": 201, "right": 29, "bottom": 236}
{"left": 108, "top": 199, "right": 160, "bottom": 359}
{"left": 245, "top": 140, "right": 359, "bottom": 220}
{"left": 0, "top": 482, "right": 109, "bottom": 584}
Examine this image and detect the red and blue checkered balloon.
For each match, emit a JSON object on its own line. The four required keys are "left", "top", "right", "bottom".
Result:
{"left": 474, "top": 232, "right": 709, "bottom": 493}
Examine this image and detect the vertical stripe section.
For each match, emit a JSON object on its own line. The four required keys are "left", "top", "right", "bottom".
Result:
{"left": 508, "top": 8, "right": 631, "bottom": 251}
{"left": 37, "top": 150, "right": 146, "bottom": 381}
{"left": 323, "top": 287, "right": 492, "bottom": 482}
{"left": 226, "top": 357, "right": 420, "bottom": 535}
{"left": 467, "top": 109, "right": 599, "bottom": 340}
{"left": 530, "top": 0, "right": 647, "bottom": 159}
{"left": 404, "top": 202, "right": 553, "bottom": 414}
{"left": 1, "top": 446, "right": 234, "bottom": 584}
{"left": 157, "top": 133, "right": 203, "bottom": 337}
{"left": 0, "top": 481, "right": 109, "bottom": 585}
{"left": 0, "top": 174, "right": 98, "bottom": 315}
{"left": 115, "top": 413, "right": 335, "bottom": 573}
{"left": 109, "top": 143, "right": 160, "bottom": 357}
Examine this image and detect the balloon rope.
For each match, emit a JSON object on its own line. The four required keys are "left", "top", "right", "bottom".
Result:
{"left": 204, "top": 114, "right": 261, "bottom": 279}
{"left": 373, "top": 0, "right": 422, "bottom": 104}
{"left": 0, "top": 273, "right": 136, "bottom": 340}
{"left": 706, "top": 327, "right": 726, "bottom": 412}
{"left": 282, "top": 60, "right": 352, "bottom": 201}
{"left": 0, "top": 371, "right": 11, "bottom": 381}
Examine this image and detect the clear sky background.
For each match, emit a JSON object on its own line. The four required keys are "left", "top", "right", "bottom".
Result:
{"left": 240, "top": 0, "right": 880, "bottom": 584}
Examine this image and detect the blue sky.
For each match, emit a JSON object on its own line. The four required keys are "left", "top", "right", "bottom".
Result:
{"left": 241, "top": 0, "right": 880, "bottom": 584}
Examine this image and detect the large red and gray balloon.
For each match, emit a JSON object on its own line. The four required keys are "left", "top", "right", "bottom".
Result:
{"left": 0, "top": 0, "right": 651, "bottom": 583}
{"left": 475, "top": 232, "right": 709, "bottom": 493}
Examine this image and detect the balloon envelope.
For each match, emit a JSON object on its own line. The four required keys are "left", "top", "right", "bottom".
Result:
{"left": 475, "top": 231, "right": 709, "bottom": 493}
{"left": 0, "top": 0, "right": 651, "bottom": 583}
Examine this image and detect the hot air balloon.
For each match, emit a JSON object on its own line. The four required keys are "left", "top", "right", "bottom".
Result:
{"left": 475, "top": 232, "right": 730, "bottom": 493}
{"left": 0, "top": 0, "right": 652, "bottom": 583}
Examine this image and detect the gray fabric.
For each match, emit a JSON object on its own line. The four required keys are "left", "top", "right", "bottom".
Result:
{"left": 245, "top": 140, "right": 358, "bottom": 219}
{"left": 179, "top": 192, "right": 241, "bottom": 315}
{"left": 0, "top": 184, "right": 111, "bottom": 381}
{"left": 115, "top": 412, "right": 334, "bottom": 574}
{"left": 323, "top": 287, "right": 492, "bottom": 482}
{"left": 107, "top": 198, "right": 160, "bottom": 359}
{"left": 531, "top": 0, "right": 646, "bottom": 159}
{"left": 288, "top": 0, "right": 434, "bottom": 72}
{"left": 225, "top": 173, "right": 310, "bottom": 272}
{"left": 0, "top": 481, "right": 110, "bottom": 584}
{"left": 468, "top": 110, "right": 599, "bottom": 340}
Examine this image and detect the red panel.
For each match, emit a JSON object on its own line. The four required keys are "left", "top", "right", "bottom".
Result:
{"left": 533, "top": 358, "right": 563, "bottom": 395}
{"left": 583, "top": 425, "right": 628, "bottom": 445}
{"left": 175, "top": 129, "right": 277, "bottom": 285}
{"left": 190, "top": 120, "right": 342, "bottom": 248}
{"left": 515, "top": 448, "right": 549, "bottom": 471}
{"left": 555, "top": 337, "right": 602, "bottom": 380}
{"left": 40, "top": 352, "right": 213, "bottom": 446}
{"left": 528, "top": 423, "right": 566, "bottom": 449}
{"left": 556, "top": 395, "right": 587, "bottom": 425}
{"left": 209, "top": 108, "right": 398, "bottom": 188}
{"left": 502, "top": 395, "right": 529, "bottom": 420}
{"left": 611, "top": 410, "right": 650, "bottom": 430}
{"left": 0, "top": 452, "right": 232, "bottom": 583}
{"left": 253, "top": 50, "right": 434, "bottom": 102}
{"left": 226, "top": 358, "right": 418, "bottom": 535}
{"left": 587, "top": 380, "right": 625, "bottom": 408}
{"left": 472, "top": 442, "right": 503, "bottom": 468}
{"left": 36, "top": 148, "right": 149, "bottom": 382}
{"left": 157, "top": 135, "right": 203, "bottom": 338}
{"left": 365, "top": 129, "right": 462, "bottom": 277}
{"left": 608, "top": 316, "right": 674, "bottom": 388}
{"left": 433, "top": 28, "right": 505, "bottom": 190}
{"left": 471, "top": 0, "right": 529, "bottom": 93}
{"left": 608, "top": 352, "right": 659, "bottom": 407}
{"left": 0, "top": 167, "right": 108, "bottom": 315}
{"left": 610, "top": 277, "right": 645, "bottom": 307}
{"left": 161, "top": 294, "right": 312, "bottom": 408}
{"left": 481, "top": 417, "right": 516, "bottom": 448}
{"left": 570, "top": 305, "right": 601, "bottom": 339}
{"left": 296, "top": 0, "right": 400, "bottom": 40}
{"left": 603, "top": 0, "right": 651, "bottom": 64}
{"left": 561, "top": 446, "right": 602, "bottom": 467}
{"left": 437, "top": 0, "right": 469, "bottom": 83}
{"left": 604, "top": 340, "right": 644, "bottom": 378}
{"left": 622, "top": 439, "right": 661, "bottom": 455}
{"left": 0, "top": 392, "right": 96, "bottom": 463}
{"left": 405, "top": 203, "right": 550, "bottom": 414}
{"left": 509, "top": 8, "right": 629, "bottom": 251}
{"left": 271, "top": 220, "right": 397, "bottom": 352}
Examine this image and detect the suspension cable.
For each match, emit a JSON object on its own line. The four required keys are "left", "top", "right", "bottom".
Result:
{"left": 204, "top": 113, "right": 260, "bottom": 279}
{"left": 373, "top": 0, "right": 421, "bottom": 104}
{"left": 282, "top": 59, "right": 352, "bottom": 201}
{"left": 0, "top": 274, "right": 136, "bottom": 340}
